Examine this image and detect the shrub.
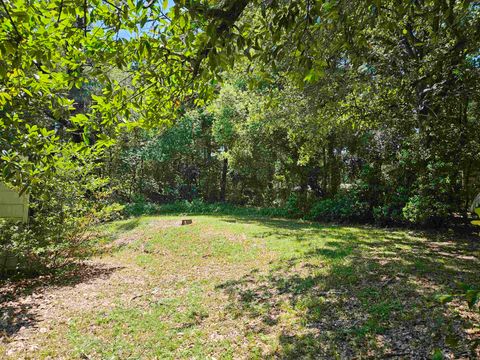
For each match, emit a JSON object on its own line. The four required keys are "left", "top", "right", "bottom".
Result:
{"left": 0, "top": 220, "right": 33, "bottom": 276}
{"left": 0, "top": 158, "right": 117, "bottom": 277}
{"left": 307, "top": 190, "right": 370, "bottom": 222}
{"left": 373, "top": 203, "right": 404, "bottom": 225}
{"left": 123, "top": 197, "right": 296, "bottom": 219}
{"left": 402, "top": 194, "right": 451, "bottom": 226}
{"left": 402, "top": 165, "right": 457, "bottom": 226}
{"left": 0, "top": 209, "right": 92, "bottom": 277}
{"left": 284, "top": 193, "right": 303, "bottom": 218}
{"left": 92, "top": 203, "right": 125, "bottom": 223}
{"left": 124, "top": 195, "right": 161, "bottom": 216}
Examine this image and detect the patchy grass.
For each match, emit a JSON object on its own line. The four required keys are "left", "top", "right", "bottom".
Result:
{"left": 1, "top": 215, "right": 479, "bottom": 359}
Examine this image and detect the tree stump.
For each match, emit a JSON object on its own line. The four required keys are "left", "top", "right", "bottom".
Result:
{"left": 181, "top": 219, "right": 192, "bottom": 225}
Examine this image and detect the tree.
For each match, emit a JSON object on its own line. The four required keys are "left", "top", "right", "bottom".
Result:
{"left": 1, "top": 0, "right": 479, "bottom": 228}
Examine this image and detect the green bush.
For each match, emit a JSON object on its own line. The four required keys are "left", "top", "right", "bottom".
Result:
{"left": 0, "top": 161, "right": 119, "bottom": 277}
{"left": 92, "top": 203, "right": 125, "bottom": 222}
{"left": 124, "top": 195, "right": 162, "bottom": 216}
{"left": 402, "top": 194, "right": 451, "bottom": 226}
{"left": 401, "top": 166, "right": 457, "bottom": 226}
{"left": 0, "top": 220, "right": 33, "bottom": 276}
{"left": 123, "top": 198, "right": 295, "bottom": 219}
{"left": 307, "top": 190, "right": 370, "bottom": 222}
{"left": 284, "top": 193, "right": 303, "bottom": 218}
{"left": 372, "top": 186, "right": 409, "bottom": 225}
{"left": 0, "top": 210, "right": 91, "bottom": 277}
{"left": 373, "top": 203, "right": 405, "bottom": 226}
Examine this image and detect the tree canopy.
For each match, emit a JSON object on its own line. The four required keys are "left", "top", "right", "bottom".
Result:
{"left": 1, "top": 0, "right": 479, "bottom": 232}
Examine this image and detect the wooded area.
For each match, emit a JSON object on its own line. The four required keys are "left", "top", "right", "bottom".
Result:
{"left": 0, "top": 0, "right": 479, "bottom": 358}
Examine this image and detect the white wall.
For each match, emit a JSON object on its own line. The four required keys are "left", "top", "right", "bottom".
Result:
{"left": 0, "top": 183, "right": 29, "bottom": 222}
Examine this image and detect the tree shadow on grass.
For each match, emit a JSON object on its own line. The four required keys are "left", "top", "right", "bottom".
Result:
{"left": 0, "top": 262, "right": 122, "bottom": 338}
{"left": 115, "top": 218, "right": 141, "bottom": 232}
{"left": 220, "top": 216, "right": 324, "bottom": 232}
{"left": 217, "top": 218, "right": 480, "bottom": 359}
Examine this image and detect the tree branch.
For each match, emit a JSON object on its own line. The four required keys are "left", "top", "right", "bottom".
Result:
{"left": 56, "top": 0, "right": 64, "bottom": 24}
{"left": 0, "top": 0, "right": 22, "bottom": 42}
{"left": 189, "top": 0, "right": 251, "bottom": 76}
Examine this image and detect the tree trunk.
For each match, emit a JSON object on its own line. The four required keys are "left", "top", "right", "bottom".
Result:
{"left": 220, "top": 154, "right": 228, "bottom": 202}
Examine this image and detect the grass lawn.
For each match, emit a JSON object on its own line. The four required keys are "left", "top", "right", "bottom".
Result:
{"left": 1, "top": 215, "right": 479, "bottom": 359}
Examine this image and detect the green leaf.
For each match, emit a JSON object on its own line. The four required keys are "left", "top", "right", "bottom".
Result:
{"left": 431, "top": 348, "right": 443, "bottom": 360}
{"left": 435, "top": 294, "right": 453, "bottom": 304}
{"left": 457, "top": 282, "right": 472, "bottom": 292}
{"left": 304, "top": 68, "right": 321, "bottom": 83}
{"left": 465, "top": 290, "right": 479, "bottom": 309}
{"left": 70, "top": 113, "right": 89, "bottom": 125}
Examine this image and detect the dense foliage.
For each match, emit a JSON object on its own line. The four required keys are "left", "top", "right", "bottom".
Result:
{"left": 98, "top": 0, "right": 480, "bottom": 227}
{"left": 1, "top": 0, "right": 479, "bottom": 272}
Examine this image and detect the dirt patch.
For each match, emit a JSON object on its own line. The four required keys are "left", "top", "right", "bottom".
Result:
{"left": 0, "top": 259, "right": 152, "bottom": 358}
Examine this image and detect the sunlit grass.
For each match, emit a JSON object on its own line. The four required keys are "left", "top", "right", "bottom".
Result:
{"left": 5, "top": 215, "right": 479, "bottom": 359}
